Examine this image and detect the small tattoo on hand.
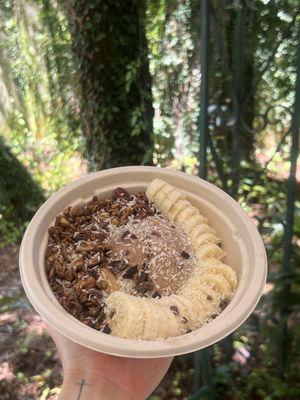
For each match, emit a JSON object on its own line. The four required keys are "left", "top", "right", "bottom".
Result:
{"left": 76, "top": 379, "right": 89, "bottom": 400}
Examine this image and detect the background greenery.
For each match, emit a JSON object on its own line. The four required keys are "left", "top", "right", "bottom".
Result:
{"left": 0, "top": 0, "right": 299, "bottom": 399}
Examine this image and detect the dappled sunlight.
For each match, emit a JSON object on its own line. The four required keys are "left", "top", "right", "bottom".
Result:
{"left": 233, "top": 344, "right": 251, "bottom": 365}
{"left": 26, "top": 313, "right": 47, "bottom": 336}
{"left": 0, "top": 311, "right": 17, "bottom": 323}
{"left": 0, "top": 362, "right": 14, "bottom": 380}
{"left": 263, "top": 282, "right": 275, "bottom": 295}
{"left": 293, "top": 236, "right": 300, "bottom": 247}
{"left": 256, "top": 149, "right": 300, "bottom": 183}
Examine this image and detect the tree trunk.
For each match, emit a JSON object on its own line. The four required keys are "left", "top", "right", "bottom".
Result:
{"left": 66, "top": 0, "right": 154, "bottom": 170}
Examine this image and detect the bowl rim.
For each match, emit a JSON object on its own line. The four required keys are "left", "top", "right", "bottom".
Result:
{"left": 19, "top": 166, "right": 267, "bottom": 358}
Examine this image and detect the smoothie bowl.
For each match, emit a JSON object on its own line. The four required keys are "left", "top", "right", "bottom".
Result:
{"left": 19, "top": 166, "right": 267, "bottom": 358}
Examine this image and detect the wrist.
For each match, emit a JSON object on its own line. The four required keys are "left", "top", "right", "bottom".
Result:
{"left": 60, "top": 367, "right": 133, "bottom": 400}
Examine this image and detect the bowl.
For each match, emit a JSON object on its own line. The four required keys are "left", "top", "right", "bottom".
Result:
{"left": 19, "top": 166, "right": 267, "bottom": 358}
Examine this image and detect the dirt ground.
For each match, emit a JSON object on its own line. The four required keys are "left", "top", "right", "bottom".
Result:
{"left": 0, "top": 243, "right": 62, "bottom": 399}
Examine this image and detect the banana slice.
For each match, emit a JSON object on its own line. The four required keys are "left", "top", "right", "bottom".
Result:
{"left": 198, "top": 263, "right": 237, "bottom": 290}
{"left": 160, "top": 189, "right": 187, "bottom": 215}
{"left": 147, "top": 179, "right": 188, "bottom": 218}
{"left": 193, "top": 232, "right": 220, "bottom": 248}
{"left": 160, "top": 295, "right": 200, "bottom": 331}
{"left": 180, "top": 277, "right": 221, "bottom": 310}
{"left": 146, "top": 179, "right": 167, "bottom": 202}
{"left": 107, "top": 293, "right": 186, "bottom": 340}
{"left": 195, "top": 285, "right": 221, "bottom": 305}
{"left": 181, "top": 217, "right": 209, "bottom": 235}
{"left": 168, "top": 199, "right": 190, "bottom": 223}
{"left": 202, "top": 257, "right": 221, "bottom": 265}
{"left": 174, "top": 296, "right": 206, "bottom": 330}
{"left": 195, "top": 243, "right": 225, "bottom": 261}
{"left": 106, "top": 292, "right": 145, "bottom": 339}
{"left": 106, "top": 275, "right": 235, "bottom": 340}
{"left": 197, "top": 273, "right": 232, "bottom": 297}
{"left": 182, "top": 217, "right": 216, "bottom": 236}
{"left": 152, "top": 185, "right": 176, "bottom": 208}
{"left": 189, "top": 224, "right": 216, "bottom": 242}
{"left": 147, "top": 180, "right": 208, "bottom": 236}
{"left": 141, "top": 299, "right": 178, "bottom": 339}
{"left": 174, "top": 205, "right": 199, "bottom": 225}
{"left": 152, "top": 185, "right": 175, "bottom": 211}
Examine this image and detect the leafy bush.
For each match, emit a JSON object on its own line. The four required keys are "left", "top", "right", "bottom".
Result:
{"left": 0, "top": 136, "right": 45, "bottom": 246}
{"left": 214, "top": 363, "right": 300, "bottom": 400}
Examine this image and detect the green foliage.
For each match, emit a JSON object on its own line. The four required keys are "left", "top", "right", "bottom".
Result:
{"left": 260, "top": 266, "right": 300, "bottom": 372}
{"left": 213, "top": 363, "right": 300, "bottom": 399}
{"left": 147, "top": 0, "right": 200, "bottom": 167}
{"left": 66, "top": 0, "right": 154, "bottom": 170}
{"left": 236, "top": 158, "right": 300, "bottom": 374}
{"left": 0, "top": 292, "right": 24, "bottom": 313}
{"left": 0, "top": 0, "right": 79, "bottom": 144}
{"left": 40, "top": 0, "right": 81, "bottom": 142}
{"left": 0, "top": 1, "right": 85, "bottom": 246}
{"left": 147, "top": 0, "right": 299, "bottom": 174}
{"left": 8, "top": 110, "right": 84, "bottom": 195}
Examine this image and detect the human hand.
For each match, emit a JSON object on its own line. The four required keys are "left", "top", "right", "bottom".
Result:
{"left": 47, "top": 325, "right": 173, "bottom": 400}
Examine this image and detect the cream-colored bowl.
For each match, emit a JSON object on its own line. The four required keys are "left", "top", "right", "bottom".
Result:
{"left": 19, "top": 166, "right": 267, "bottom": 358}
